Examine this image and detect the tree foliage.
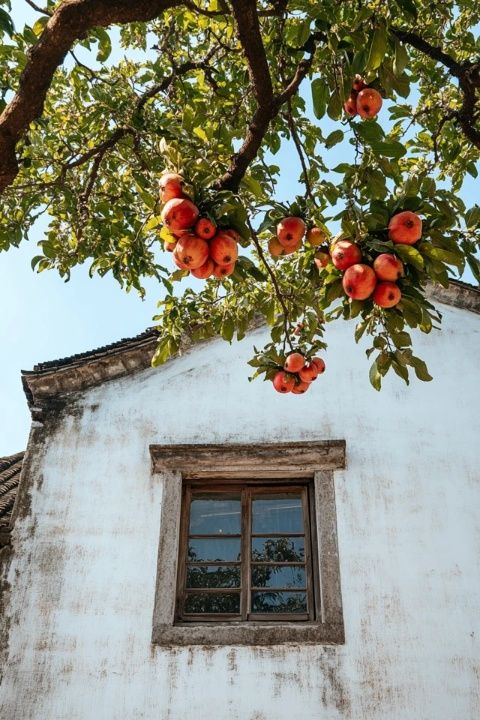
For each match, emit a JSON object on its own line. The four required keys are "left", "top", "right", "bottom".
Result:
{"left": 0, "top": 0, "right": 479, "bottom": 389}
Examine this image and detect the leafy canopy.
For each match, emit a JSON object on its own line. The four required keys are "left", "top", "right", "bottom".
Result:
{"left": 0, "top": 0, "right": 479, "bottom": 389}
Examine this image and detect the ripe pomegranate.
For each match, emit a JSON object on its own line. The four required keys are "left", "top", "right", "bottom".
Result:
{"left": 161, "top": 197, "right": 199, "bottom": 235}
{"left": 269, "top": 237, "right": 285, "bottom": 257}
{"left": 210, "top": 231, "right": 239, "bottom": 266}
{"left": 213, "top": 262, "right": 235, "bottom": 278}
{"left": 356, "top": 88, "right": 382, "bottom": 118}
{"left": 311, "top": 357, "right": 326, "bottom": 374}
{"left": 331, "top": 240, "right": 362, "bottom": 271}
{"left": 292, "top": 380, "right": 310, "bottom": 395}
{"left": 195, "top": 218, "right": 216, "bottom": 240}
{"left": 344, "top": 94, "right": 358, "bottom": 117}
{"left": 388, "top": 211, "right": 422, "bottom": 245}
{"left": 223, "top": 228, "right": 242, "bottom": 243}
{"left": 307, "top": 227, "right": 327, "bottom": 246}
{"left": 191, "top": 258, "right": 215, "bottom": 279}
{"left": 283, "top": 238, "right": 302, "bottom": 255}
{"left": 277, "top": 217, "right": 306, "bottom": 248}
{"left": 273, "top": 371, "right": 295, "bottom": 394}
{"left": 174, "top": 233, "right": 209, "bottom": 269}
{"left": 164, "top": 240, "right": 177, "bottom": 252}
{"left": 373, "top": 253, "right": 404, "bottom": 281}
{"left": 159, "top": 172, "right": 185, "bottom": 203}
{"left": 298, "top": 363, "right": 319, "bottom": 383}
{"left": 353, "top": 75, "right": 366, "bottom": 92}
{"left": 314, "top": 251, "right": 330, "bottom": 269}
{"left": 284, "top": 353, "right": 305, "bottom": 373}
{"left": 342, "top": 264, "right": 377, "bottom": 300}
{"left": 373, "top": 282, "right": 402, "bottom": 308}
{"left": 173, "top": 252, "right": 189, "bottom": 270}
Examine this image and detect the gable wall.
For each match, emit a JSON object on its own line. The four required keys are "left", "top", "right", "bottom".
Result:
{"left": 1, "top": 302, "right": 479, "bottom": 720}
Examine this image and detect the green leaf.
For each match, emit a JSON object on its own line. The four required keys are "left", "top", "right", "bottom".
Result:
{"left": 394, "top": 0, "right": 417, "bottom": 19}
{"left": 372, "top": 141, "right": 407, "bottom": 158}
{"left": 369, "top": 359, "right": 382, "bottom": 391}
{"left": 395, "top": 244, "right": 424, "bottom": 270}
{"left": 94, "top": 28, "right": 112, "bottom": 62}
{"left": 193, "top": 126, "right": 209, "bottom": 143}
{"left": 410, "top": 356, "right": 433, "bottom": 382}
{"left": 327, "top": 90, "right": 343, "bottom": 121}
{"left": 367, "top": 23, "right": 387, "bottom": 71}
{"left": 221, "top": 317, "right": 235, "bottom": 343}
{"left": 0, "top": 7, "right": 13, "bottom": 36}
{"left": 152, "top": 337, "right": 173, "bottom": 367}
{"left": 325, "top": 129, "right": 344, "bottom": 149}
{"left": 465, "top": 206, "right": 480, "bottom": 229}
{"left": 393, "top": 40, "right": 409, "bottom": 76}
{"left": 311, "top": 78, "right": 329, "bottom": 120}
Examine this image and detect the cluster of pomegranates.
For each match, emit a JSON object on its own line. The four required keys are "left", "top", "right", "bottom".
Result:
{"left": 273, "top": 353, "right": 326, "bottom": 395}
{"left": 344, "top": 75, "right": 383, "bottom": 119}
{"left": 159, "top": 172, "right": 240, "bottom": 279}
{"left": 325, "top": 211, "right": 423, "bottom": 306}
{"left": 268, "top": 216, "right": 327, "bottom": 258}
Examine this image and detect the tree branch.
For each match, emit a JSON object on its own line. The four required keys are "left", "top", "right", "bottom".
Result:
{"left": 392, "top": 28, "right": 480, "bottom": 150}
{"left": 0, "top": 0, "right": 182, "bottom": 194}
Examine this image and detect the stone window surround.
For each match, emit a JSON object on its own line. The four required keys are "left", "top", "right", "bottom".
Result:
{"left": 150, "top": 441, "right": 345, "bottom": 646}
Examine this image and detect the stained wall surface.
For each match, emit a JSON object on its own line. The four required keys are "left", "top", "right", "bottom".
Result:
{"left": 1, "top": 301, "right": 479, "bottom": 720}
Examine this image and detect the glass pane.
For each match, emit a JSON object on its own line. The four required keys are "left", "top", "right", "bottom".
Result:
{"left": 187, "top": 565, "right": 240, "bottom": 589}
{"left": 252, "top": 495, "right": 304, "bottom": 534}
{"left": 252, "top": 565, "right": 305, "bottom": 589}
{"left": 188, "top": 538, "right": 241, "bottom": 562}
{"left": 185, "top": 593, "right": 240, "bottom": 614}
{"left": 189, "top": 496, "right": 241, "bottom": 535}
{"left": 252, "top": 536, "right": 305, "bottom": 562}
{"left": 251, "top": 591, "right": 307, "bottom": 614}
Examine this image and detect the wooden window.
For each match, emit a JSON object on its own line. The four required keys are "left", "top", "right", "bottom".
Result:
{"left": 176, "top": 480, "right": 319, "bottom": 623}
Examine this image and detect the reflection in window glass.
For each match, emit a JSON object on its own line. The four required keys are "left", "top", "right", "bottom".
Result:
{"left": 252, "top": 495, "right": 303, "bottom": 534}
{"left": 185, "top": 593, "right": 240, "bottom": 614}
{"left": 187, "top": 565, "right": 241, "bottom": 589}
{"left": 189, "top": 497, "right": 241, "bottom": 535}
{"left": 188, "top": 538, "right": 241, "bottom": 563}
{"left": 251, "top": 565, "right": 305, "bottom": 589}
{"left": 252, "top": 536, "right": 305, "bottom": 562}
{"left": 251, "top": 591, "right": 307, "bottom": 614}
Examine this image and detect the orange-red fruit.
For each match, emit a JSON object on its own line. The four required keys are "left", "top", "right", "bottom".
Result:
{"left": 284, "top": 353, "right": 305, "bottom": 373}
{"left": 223, "top": 228, "right": 242, "bottom": 243}
{"left": 174, "top": 233, "right": 209, "bottom": 269}
{"left": 311, "top": 357, "right": 326, "bottom": 375}
{"left": 269, "top": 236, "right": 285, "bottom": 257}
{"left": 273, "top": 371, "right": 295, "bottom": 394}
{"left": 373, "top": 282, "right": 402, "bottom": 308}
{"left": 388, "top": 211, "right": 422, "bottom": 245}
{"left": 277, "top": 217, "right": 306, "bottom": 248}
{"left": 373, "top": 253, "right": 404, "bottom": 281}
{"left": 344, "top": 95, "right": 358, "bottom": 116}
{"left": 331, "top": 240, "right": 362, "bottom": 271}
{"left": 195, "top": 217, "right": 216, "bottom": 240}
{"left": 298, "top": 363, "right": 319, "bottom": 383}
{"left": 356, "top": 88, "right": 383, "bottom": 118}
{"left": 159, "top": 172, "right": 185, "bottom": 203}
{"left": 314, "top": 251, "right": 330, "bottom": 269}
{"left": 292, "top": 380, "right": 310, "bottom": 395}
{"left": 353, "top": 75, "right": 366, "bottom": 92}
{"left": 210, "top": 231, "right": 239, "bottom": 266}
{"left": 161, "top": 197, "right": 199, "bottom": 235}
{"left": 191, "top": 258, "right": 215, "bottom": 279}
{"left": 307, "top": 227, "right": 327, "bottom": 246}
{"left": 213, "top": 262, "right": 235, "bottom": 278}
{"left": 173, "top": 252, "right": 188, "bottom": 270}
{"left": 342, "top": 264, "right": 377, "bottom": 300}
{"left": 164, "top": 240, "right": 177, "bottom": 252}
{"left": 283, "top": 238, "right": 302, "bottom": 255}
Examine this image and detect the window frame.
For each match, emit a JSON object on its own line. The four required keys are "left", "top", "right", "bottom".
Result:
{"left": 176, "top": 480, "right": 318, "bottom": 623}
{"left": 150, "top": 441, "right": 345, "bottom": 647}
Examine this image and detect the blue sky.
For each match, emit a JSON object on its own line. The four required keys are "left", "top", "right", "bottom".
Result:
{"left": 0, "top": 5, "right": 478, "bottom": 455}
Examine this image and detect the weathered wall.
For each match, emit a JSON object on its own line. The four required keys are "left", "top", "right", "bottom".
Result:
{"left": 1, "top": 302, "right": 479, "bottom": 720}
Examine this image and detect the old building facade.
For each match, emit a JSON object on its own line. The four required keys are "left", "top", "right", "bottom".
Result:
{"left": 0, "top": 282, "right": 479, "bottom": 719}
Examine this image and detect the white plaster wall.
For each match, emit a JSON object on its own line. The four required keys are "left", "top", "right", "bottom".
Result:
{"left": 1, "top": 302, "right": 479, "bottom": 720}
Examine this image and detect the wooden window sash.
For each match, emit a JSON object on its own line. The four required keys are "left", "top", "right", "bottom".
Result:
{"left": 176, "top": 481, "right": 317, "bottom": 623}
